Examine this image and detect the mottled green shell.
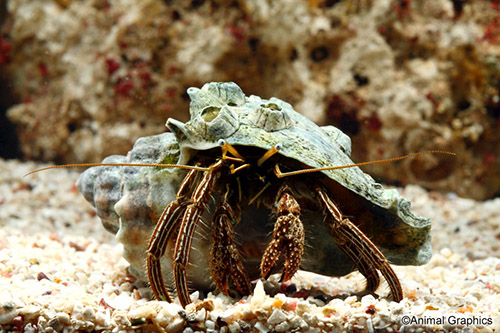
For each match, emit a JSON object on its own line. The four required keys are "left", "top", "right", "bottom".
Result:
{"left": 167, "top": 82, "right": 431, "bottom": 266}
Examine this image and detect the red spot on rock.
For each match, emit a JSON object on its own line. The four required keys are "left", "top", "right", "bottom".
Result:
{"left": 394, "top": 0, "right": 411, "bottom": 18}
{"left": 483, "top": 1, "right": 500, "bottom": 43}
{"left": 115, "top": 77, "right": 134, "bottom": 97}
{"left": 105, "top": 58, "right": 120, "bottom": 75}
{"left": 483, "top": 22, "right": 500, "bottom": 43}
{"left": 166, "top": 87, "right": 176, "bottom": 97}
{"left": 139, "top": 71, "right": 150, "bottom": 81}
{"left": 0, "top": 37, "right": 11, "bottom": 65}
{"left": 226, "top": 24, "right": 247, "bottom": 42}
{"left": 366, "top": 113, "right": 382, "bottom": 132}
{"left": 483, "top": 152, "right": 497, "bottom": 165}
{"left": 425, "top": 92, "right": 441, "bottom": 109}
{"left": 168, "top": 65, "right": 179, "bottom": 73}
{"left": 39, "top": 63, "right": 49, "bottom": 76}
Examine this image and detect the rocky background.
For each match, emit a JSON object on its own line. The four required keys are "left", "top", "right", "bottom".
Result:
{"left": 0, "top": 0, "right": 499, "bottom": 200}
{"left": 1, "top": 1, "right": 500, "bottom": 332}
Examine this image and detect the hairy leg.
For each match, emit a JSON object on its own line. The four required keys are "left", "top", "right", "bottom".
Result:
{"left": 210, "top": 197, "right": 251, "bottom": 296}
{"left": 173, "top": 160, "right": 222, "bottom": 307}
{"left": 260, "top": 183, "right": 305, "bottom": 283}
{"left": 315, "top": 185, "right": 403, "bottom": 302}
{"left": 146, "top": 169, "right": 199, "bottom": 302}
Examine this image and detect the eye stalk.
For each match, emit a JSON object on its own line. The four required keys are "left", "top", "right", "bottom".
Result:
{"left": 218, "top": 139, "right": 245, "bottom": 160}
{"left": 257, "top": 143, "right": 283, "bottom": 166}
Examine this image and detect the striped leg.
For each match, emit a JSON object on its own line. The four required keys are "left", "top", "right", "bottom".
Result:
{"left": 315, "top": 185, "right": 403, "bottom": 302}
{"left": 146, "top": 169, "right": 198, "bottom": 302}
{"left": 173, "top": 160, "right": 223, "bottom": 307}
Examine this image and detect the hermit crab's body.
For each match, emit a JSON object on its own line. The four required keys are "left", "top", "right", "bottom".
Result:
{"left": 78, "top": 82, "right": 431, "bottom": 306}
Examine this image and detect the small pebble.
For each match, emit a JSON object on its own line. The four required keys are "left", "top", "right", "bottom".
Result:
{"left": 57, "top": 312, "right": 70, "bottom": 325}
{"left": 254, "top": 321, "right": 269, "bottom": 333}
{"left": 228, "top": 321, "right": 241, "bottom": 332}
{"left": 440, "top": 248, "right": 453, "bottom": 259}
{"left": 37, "top": 272, "right": 50, "bottom": 281}
{"left": 251, "top": 280, "right": 266, "bottom": 306}
{"left": 267, "top": 308, "right": 287, "bottom": 325}
{"left": 275, "top": 321, "right": 291, "bottom": 332}
{"left": 166, "top": 316, "right": 185, "bottom": 332}
{"left": 82, "top": 307, "right": 95, "bottom": 321}
{"left": 205, "top": 319, "right": 215, "bottom": 330}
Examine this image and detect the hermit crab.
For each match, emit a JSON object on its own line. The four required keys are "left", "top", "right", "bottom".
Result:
{"left": 33, "top": 82, "right": 445, "bottom": 307}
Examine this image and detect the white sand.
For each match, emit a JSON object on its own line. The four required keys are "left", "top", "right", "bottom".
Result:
{"left": 0, "top": 158, "right": 499, "bottom": 332}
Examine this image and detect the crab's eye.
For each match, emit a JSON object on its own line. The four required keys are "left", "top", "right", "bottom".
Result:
{"left": 275, "top": 143, "right": 283, "bottom": 151}
{"left": 218, "top": 139, "right": 226, "bottom": 147}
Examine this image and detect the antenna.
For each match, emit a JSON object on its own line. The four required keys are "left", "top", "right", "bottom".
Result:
{"left": 274, "top": 150, "right": 456, "bottom": 178}
{"left": 24, "top": 163, "right": 210, "bottom": 177}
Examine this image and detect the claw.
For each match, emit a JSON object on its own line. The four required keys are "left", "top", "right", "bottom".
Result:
{"left": 260, "top": 184, "right": 304, "bottom": 282}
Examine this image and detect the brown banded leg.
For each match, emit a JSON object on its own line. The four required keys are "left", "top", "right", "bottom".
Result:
{"left": 260, "top": 183, "right": 305, "bottom": 282}
{"left": 315, "top": 185, "right": 403, "bottom": 302}
{"left": 147, "top": 169, "right": 199, "bottom": 302}
{"left": 210, "top": 197, "right": 251, "bottom": 297}
{"left": 173, "top": 160, "right": 223, "bottom": 307}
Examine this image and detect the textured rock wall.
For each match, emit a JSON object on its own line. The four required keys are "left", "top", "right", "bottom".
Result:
{"left": 1, "top": 0, "right": 499, "bottom": 199}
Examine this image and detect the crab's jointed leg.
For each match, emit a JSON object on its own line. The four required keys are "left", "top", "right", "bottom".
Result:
{"left": 210, "top": 194, "right": 251, "bottom": 297}
{"left": 173, "top": 160, "right": 223, "bottom": 307}
{"left": 147, "top": 169, "right": 199, "bottom": 302}
{"left": 260, "top": 183, "right": 305, "bottom": 282}
{"left": 315, "top": 185, "right": 403, "bottom": 302}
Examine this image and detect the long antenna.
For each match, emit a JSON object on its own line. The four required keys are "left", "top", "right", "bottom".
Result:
{"left": 25, "top": 140, "right": 251, "bottom": 177}
{"left": 24, "top": 163, "right": 210, "bottom": 177}
{"left": 275, "top": 150, "right": 456, "bottom": 178}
